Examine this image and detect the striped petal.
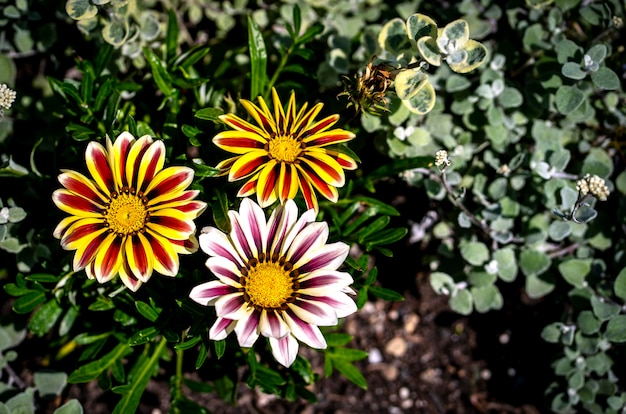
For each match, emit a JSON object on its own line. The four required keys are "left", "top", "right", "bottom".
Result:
{"left": 301, "top": 150, "right": 345, "bottom": 186}
{"left": 288, "top": 297, "right": 338, "bottom": 327}
{"left": 92, "top": 235, "right": 124, "bottom": 283}
{"left": 268, "top": 335, "right": 299, "bottom": 368}
{"left": 277, "top": 162, "right": 299, "bottom": 203}
{"left": 299, "top": 269, "right": 355, "bottom": 293}
{"left": 144, "top": 229, "right": 179, "bottom": 276}
{"left": 124, "top": 233, "right": 154, "bottom": 282}
{"left": 296, "top": 163, "right": 339, "bottom": 203}
{"left": 327, "top": 149, "right": 358, "bottom": 170}
{"left": 118, "top": 261, "right": 143, "bottom": 292}
{"left": 301, "top": 114, "right": 339, "bottom": 138}
{"left": 259, "top": 309, "right": 289, "bottom": 339}
{"left": 242, "top": 98, "right": 276, "bottom": 135}
{"left": 134, "top": 137, "right": 164, "bottom": 193}
{"left": 300, "top": 291, "right": 357, "bottom": 318}
{"left": 294, "top": 242, "right": 350, "bottom": 274}
{"left": 62, "top": 218, "right": 107, "bottom": 251}
{"left": 213, "top": 130, "right": 268, "bottom": 153}
{"left": 111, "top": 131, "right": 135, "bottom": 189}
{"left": 85, "top": 141, "right": 115, "bottom": 195}
{"left": 285, "top": 222, "right": 329, "bottom": 264}
{"left": 255, "top": 161, "right": 280, "bottom": 208}
{"left": 302, "top": 129, "right": 355, "bottom": 147}
{"left": 266, "top": 199, "right": 298, "bottom": 258}
{"left": 206, "top": 256, "right": 244, "bottom": 288}
{"left": 52, "top": 189, "right": 104, "bottom": 217}
{"left": 283, "top": 309, "right": 327, "bottom": 349}
{"left": 297, "top": 175, "right": 319, "bottom": 212}
{"left": 209, "top": 317, "right": 236, "bottom": 340}
{"left": 219, "top": 113, "right": 269, "bottom": 137}
{"left": 53, "top": 215, "right": 82, "bottom": 239}
{"left": 144, "top": 166, "right": 194, "bottom": 206}
{"left": 228, "top": 150, "right": 269, "bottom": 181}
{"left": 147, "top": 208, "right": 196, "bottom": 240}
{"left": 190, "top": 280, "right": 238, "bottom": 306}
{"left": 151, "top": 190, "right": 207, "bottom": 217}
{"left": 233, "top": 308, "right": 261, "bottom": 347}
{"left": 199, "top": 227, "right": 245, "bottom": 267}
{"left": 70, "top": 228, "right": 111, "bottom": 271}
{"left": 215, "top": 292, "right": 248, "bottom": 319}
{"left": 58, "top": 170, "right": 108, "bottom": 205}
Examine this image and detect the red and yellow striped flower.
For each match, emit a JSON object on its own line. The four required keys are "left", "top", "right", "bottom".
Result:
{"left": 214, "top": 88, "right": 357, "bottom": 212}
{"left": 52, "top": 132, "right": 207, "bottom": 291}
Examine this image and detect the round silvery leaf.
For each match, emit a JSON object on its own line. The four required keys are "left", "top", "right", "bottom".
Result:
{"left": 406, "top": 13, "right": 437, "bottom": 42}
{"left": 65, "top": 0, "right": 98, "bottom": 20}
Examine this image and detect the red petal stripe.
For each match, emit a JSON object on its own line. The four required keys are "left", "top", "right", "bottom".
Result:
{"left": 301, "top": 115, "right": 338, "bottom": 138}
{"left": 131, "top": 235, "right": 150, "bottom": 276}
{"left": 88, "top": 144, "right": 115, "bottom": 192}
{"left": 62, "top": 221, "right": 104, "bottom": 246}
{"left": 56, "top": 192, "right": 102, "bottom": 214}
{"left": 62, "top": 176, "right": 104, "bottom": 203}
{"left": 139, "top": 143, "right": 163, "bottom": 192}
{"left": 75, "top": 232, "right": 108, "bottom": 269}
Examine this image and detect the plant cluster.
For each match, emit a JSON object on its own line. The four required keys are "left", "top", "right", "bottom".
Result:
{"left": 0, "top": 0, "right": 624, "bottom": 413}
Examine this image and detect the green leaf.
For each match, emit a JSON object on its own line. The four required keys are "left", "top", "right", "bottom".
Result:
{"left": 525, "top": 274, "right": 555, "bottom": 299}
{"left": 69, "top": 342, "right": 132, "bottom": 383}
{"left": 558, "top": 259, "right": 591, "bottom": 288}
{"left": 378, "top": 18, "right": 411, "bottom": 54}
{"left": 214, "top": 340, "right": 225, "bottom": 359}
{"left": 577, "top": 310, "right": 601, "bottom": 335}
{"left": 34, "top": 371, "right": 68, "bottom": 397}
{"left": 53, "top": 399, "right": 84, "bottom": 414}
{"left": 212, "top": 189, "right": 231, "bottom": 233}
{"left": 194, "top": 108, "right": 224, "bottom": 124}
{"left": 247, "top": 15, "right": 267, "bottom": 100}
{"left": 12, "top": 291, "right": 47, "bottom": 314}
{"left": 29, "top": 299, "right": 63, "bottom": 337}
{"left": 460, "top": 241, "right": 489, "bottom": 266}
{"left": 519, "top": 250, "right": 551, "bottom": 277}
{"left": 394, "top": 69, "right": 429, "bottom": 100}
{"left": 401, "top": 79, "right": 436, "bottom": 115}
{"left": 102, "top": 20, "right": 129, "bottom": 47}
{"left": 324, "top": 333, "right": 352, "bottom": 347}
{"left": 614, "top": 267, "right": 626, "bottom": 301}
{"left": 406, "top": 13, "right": 437, "bottom": 41}
{"left": 590, "top": 295, "right": 620, "bottom": 321}
{"left": 449, "top": 289, "right": 473, "bottom": 315}
{"left": 561, "top": 62, "right": 587, "bottom": 80}
{"left": 135, "top": 301, "right": 159, "bottom": 322}
{"left": 65, "top": 0, "right": 98, "bottom": 20}
{"left": 605, "top": 315, "right": 626, "bottom": 343}
{"left": 541, "top": 322, "right": 564, "bottom": 343}
{"left": 111, "top": 338, "right": 167, "bottom": 414}
{"left": 555, "top": 85, "right": 585, "bottom": 115}
{"left": 143, "top": 47, "right": 174, "bottom": 97}
{"left": 590, "top": 66, "right": 620, "bottom": 90}
{"left": 330, "top": 358, "right": 367, "bottom": 389}
{"left": 368, "top": 286, "right": 404, "bottom": 301}
{"left": 165, "top": 9, "right": 178, "bottom": 65}
{"left": 471, "top": 284, "right": 503, "bottom": 313}
{"left": 493, "top": 248, "right": 518, "bottom": 282}
{"left": 174, "top": 335, "right": 202, "bottom": 351}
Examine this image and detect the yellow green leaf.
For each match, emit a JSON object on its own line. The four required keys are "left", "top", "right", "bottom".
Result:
{"left": 406, "top": 13, "right": 437, "bottom": 42}
{"left": 394, "top": 69, "right": 429, "bottom": 100}
{"left": 401, "top": 80, "right": 436, "bottom": 115}
{"left": 417, "top": 36, "right": 441, "bottom": 66}
{"left": 65, "top": 0, "right": 97, "bottom": 20}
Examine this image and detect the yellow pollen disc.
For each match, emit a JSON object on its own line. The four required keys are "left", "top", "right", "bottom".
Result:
{"left": 244, "top": 261, "right": 294, "bottom": 309}
{"left": 104, "top": 192, "right": 148, "bottom": 235}
{"left": 268, "top": 135, "right": 302, "bottom": 163}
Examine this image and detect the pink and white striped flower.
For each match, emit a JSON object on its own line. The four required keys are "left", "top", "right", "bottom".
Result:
{"left": 189, "top": 198, "right": 357, "bottom": 367}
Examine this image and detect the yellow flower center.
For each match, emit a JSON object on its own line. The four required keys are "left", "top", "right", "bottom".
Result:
{"left": 242, "top": 256, "right": 298, "bottom": 310}
{"left": 268, "top": 135, "right": 302, "bottom": 163}
{"left": 103, "top": 188, "right": 149, "bottom": 237}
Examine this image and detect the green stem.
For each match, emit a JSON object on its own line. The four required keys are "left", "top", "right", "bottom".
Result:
{"left": 266, "top": 45, "right": 293, "bottom": 95}
{"left": 172, "top": 331, "right": 185, "bottom": 407}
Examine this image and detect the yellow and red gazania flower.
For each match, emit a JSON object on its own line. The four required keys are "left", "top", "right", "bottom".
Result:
{"left": 52, "top": 132, "right": 207, "bottom": 291}
{"left": 213, "top": 88, "right": 357, "bottom": 212}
